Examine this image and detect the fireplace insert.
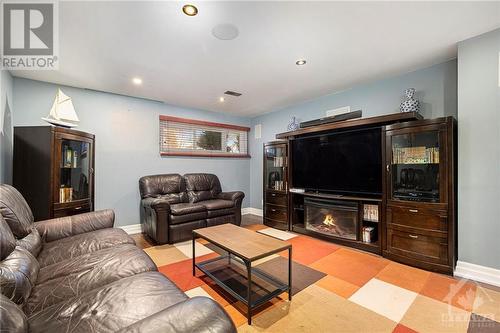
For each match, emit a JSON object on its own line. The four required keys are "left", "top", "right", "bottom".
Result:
{"left": 304, "top": 198, "right": 358, "bottom": 240}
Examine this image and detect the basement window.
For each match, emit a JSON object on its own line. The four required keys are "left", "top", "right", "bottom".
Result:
{"left": 159, "top": 116, "right": 250, "bottom": 158}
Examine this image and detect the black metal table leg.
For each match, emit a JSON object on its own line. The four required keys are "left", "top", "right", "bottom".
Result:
{"left": 246, "top": 260, "right": 252, "bottom": 325}
{"left": 288, "top": 247, "right": 292, "bottom": 301}
{"left": 192, "top": 233, "right": 196, "bottom": 276}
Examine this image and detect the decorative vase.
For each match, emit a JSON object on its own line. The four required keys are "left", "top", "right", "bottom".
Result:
{"left": 287, "top": 116, "right": 299, "bottom": 131}
{"left": 400, "top": 88, "right": 420, "bottom": 113}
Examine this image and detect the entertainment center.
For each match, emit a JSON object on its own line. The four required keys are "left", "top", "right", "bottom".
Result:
{"left": 263, "top": 112, "right": 457, "bottom": 274}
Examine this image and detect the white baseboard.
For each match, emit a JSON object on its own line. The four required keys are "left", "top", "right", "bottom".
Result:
{"left": 120, "top": 207, "right": 263, "bottom": 235}
{"left": 454, "top": 261, "right": 500, "bottom": 287}
{"left": 242, "top": 207, "right": 263, "bottom": 217}
{"left": 119, "top": 224, "right": 142, "bottom": 235}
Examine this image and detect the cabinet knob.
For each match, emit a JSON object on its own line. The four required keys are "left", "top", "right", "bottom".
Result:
{"left": 74, "top": 206, "right": 82, "bottom": 210}
{"left": 386, "top": 164, "right": 390, "bottom": 172}
{"left": 408, "top": 234, "right": 418, "bottom": 239}
{"left": 271, "top": 193, "right": 276, "bottom": 197}
{"left": 271, "top": 209, "right": 276, "bottom": 212}
{"left": 409, "top": 209, "right": 418, "bottom": 213}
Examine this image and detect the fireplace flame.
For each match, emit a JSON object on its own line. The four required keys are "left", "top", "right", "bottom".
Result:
{"left": 323, "top": 214, "right": 336, "bottom": 226}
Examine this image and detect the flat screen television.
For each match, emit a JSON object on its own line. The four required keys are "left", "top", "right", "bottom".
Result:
{"left": 292, "top": 127, "right": 382, "bottom": 196}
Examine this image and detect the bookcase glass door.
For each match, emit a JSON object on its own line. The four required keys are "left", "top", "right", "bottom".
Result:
{"left": 59, "top": 139, "right": 91, "bottom": 203}
{"left": 390, "top": 131, "right": 440, "bottom": 203}
{"left": 265, "top": 145, "right": 287, "bottom": 192}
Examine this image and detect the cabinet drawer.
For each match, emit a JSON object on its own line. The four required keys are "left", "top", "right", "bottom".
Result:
{"left": 53, "top": 204, "right": 91, "bottom": 218}
{"left": 266, "top": 192, "right": 287, "bottom": 207}
{"left": 265, "top": 205, "right": 288, "bottom": 222}
{"left": 387, "top": 226, "right": 447, "bottom": 265}
{"left": 387, "top": 206, "right": 447, "bottom": 231}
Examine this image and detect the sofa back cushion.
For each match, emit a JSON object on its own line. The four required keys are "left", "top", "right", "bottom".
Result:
{"left": 139, "top": 174, "right": 188, "bottom": 203}
{"left": 0, "top": 185, "right": 34, "bottom": 238}
{"left": 0, "top": 246, "right": 39, "bottom": 304}
{"left": 184, "top": 174, "right": 222, "bottom": 203}
{"left": 0, "top": 215, "right": 16, "bottom": 261}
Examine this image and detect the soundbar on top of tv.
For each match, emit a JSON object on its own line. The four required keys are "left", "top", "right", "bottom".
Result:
{"left": 300, "top": 110, "right": 362, "bottom": 128}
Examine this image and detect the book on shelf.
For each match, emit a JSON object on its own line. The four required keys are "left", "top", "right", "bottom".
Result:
{"left": 59, "top": 187, "right": 73, "bottom": 203}
{"left": 392, "top": 146, "right": 440, "bottom": 164}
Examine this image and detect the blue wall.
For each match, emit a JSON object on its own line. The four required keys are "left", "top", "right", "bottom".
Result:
{"left": 249, "top": 60, "right": 458, "bottom": 208}
{"left": 457, "top": 29, "right": 500, "bottom": 269}
{"left": 1, "top": 70, "right": 14, "bottom": 184}
{"left": 12, "top": 78, "right": 251, "bottom": 227}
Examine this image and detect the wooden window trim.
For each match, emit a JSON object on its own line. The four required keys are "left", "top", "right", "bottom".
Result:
{"left": 160, "top": 152, "right": 251, "bottom": 158}
{"left": 159, "top": 115, "right": 250, "bottom": 132}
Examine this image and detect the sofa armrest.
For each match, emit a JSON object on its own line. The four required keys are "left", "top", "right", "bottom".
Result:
{"left": 118, "top": 297, "right": 236, "bottom": 333}
{"left": 141, "top": 197, "right": 171, "bottom": 212}
{"left": 218, "top": 191, "right": 245, "bottom": 203}
{"left": 34, "top": 209, "right": 115, "bottom": 242}
{"left": 141, "top": 198, "right": 171, "bottom": 245}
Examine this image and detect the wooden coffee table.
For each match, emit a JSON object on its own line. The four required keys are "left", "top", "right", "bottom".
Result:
{"left": 192, "top": 224, "right": 292, "bottom": 325}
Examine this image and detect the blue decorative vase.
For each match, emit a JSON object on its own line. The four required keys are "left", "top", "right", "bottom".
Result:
{"left": 400, "top": 88, "right": 420, "bottom": 113}
{"left": 287, "top": 116, "right": 299, "bottom": 131}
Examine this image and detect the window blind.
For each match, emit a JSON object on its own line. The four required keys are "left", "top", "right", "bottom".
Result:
{"left": 159, "top": 116, "right": 250, "bottom": 157}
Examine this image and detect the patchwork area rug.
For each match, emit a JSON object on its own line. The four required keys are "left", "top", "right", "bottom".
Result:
{"left": 141, "top": 223, "right": 500, "bottom": 332}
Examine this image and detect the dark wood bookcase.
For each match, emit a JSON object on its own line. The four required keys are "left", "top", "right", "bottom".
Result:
{"left": 269, "top": 113, "right": 457, "bottom": 274}
{"left": 263, "top": 141, "right": 288, "bottom": 230}
{"left": 13, "top": 126, "right": 95, "bottom": 221}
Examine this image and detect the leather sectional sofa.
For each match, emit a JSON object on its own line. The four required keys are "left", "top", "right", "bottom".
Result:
{"left": 139, "top": 173, "right": 245, "bottom": 244}
{"left": 0, "top": 184, "right": 236, "bottom": 333}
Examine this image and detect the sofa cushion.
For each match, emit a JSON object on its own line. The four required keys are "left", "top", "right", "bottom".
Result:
{"left": 170, "top": 211, "right": 207, "bottom": 225}
{"left": 0, "top": 294, "right": 28, "bottom": 333}
{"left": 16, "top": 228, "right": 42, "bottom": 258}
{"left": 0, "top": 184, "right": 34, "bottom": 238}
{"left": 0, "top": 247, "right": 39, "bottom": 304}
{"left": 202, "top": 199, "right": 234, "bottom": 211}
{"left": 37, "top": 228, "right": 134, "bottom": 267}
{"left": 0, "top": 215, "right": 16, "bottom": 260}
{"left": 207, "top": 207, "right": 235, "bottom": 218}
{"left": 170, "top": 202, "right": 206, "bottom": 216}
{"left": 139, "top": 174, "right": 188, "bottom": 203}
{"left": 25, "top": 244, "right": 157, "bottom": 315}
{"left": 184, "top": 174, "right": 222, "bottom": 203}
{"left": 28, "top": 272, "right": 188, "bottom": 333}
{"left": 169, "top": 220, "right": 206, "bottom": 243}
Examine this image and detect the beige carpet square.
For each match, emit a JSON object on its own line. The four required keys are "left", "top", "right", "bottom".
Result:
{"left": 401, "top": 295, "right": 471, "bottom": 333}
{"left": 144, "top": 245, "right": 188, "bottom": 266}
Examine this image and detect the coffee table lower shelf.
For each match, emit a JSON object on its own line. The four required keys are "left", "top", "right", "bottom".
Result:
{"left": 193, "top": 254, "right": 291, "bottom": 325}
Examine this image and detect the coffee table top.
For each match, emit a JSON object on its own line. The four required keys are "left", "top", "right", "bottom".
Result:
{"left": 193, "top": 224, "right": 291, "bottom": 261}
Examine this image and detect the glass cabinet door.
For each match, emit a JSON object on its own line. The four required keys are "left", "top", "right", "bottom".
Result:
{"left": 58, "top": 139, "right": 92, "bottom": 203}
{"left": 389, "top": 130, "right": 442, "bottom": 203}
{"left": 264, "top": 145, "right": 287, "bottom": 192}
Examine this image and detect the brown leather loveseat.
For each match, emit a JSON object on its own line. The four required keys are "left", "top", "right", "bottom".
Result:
{"left": 139, "top": 173, "right": 245, "bottom": 244}
{"left": 0, "top": 184, "right": 236, "bottom": 333}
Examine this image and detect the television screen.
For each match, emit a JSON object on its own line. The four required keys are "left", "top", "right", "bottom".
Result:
{"left": 292, "top": 127, "right": 382, "bottom": 195}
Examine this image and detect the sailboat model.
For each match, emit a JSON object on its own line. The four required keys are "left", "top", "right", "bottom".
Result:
{"left": 42, "top": 89, "right": 80, "bottom": 128}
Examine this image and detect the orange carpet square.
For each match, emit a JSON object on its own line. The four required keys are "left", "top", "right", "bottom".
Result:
{"left": 316, "top": 275, "right": 360, "bottom": 298}
{"left": 392, "top": 323, "right": 419, "bottom": 333}
{"left": 420, "top": 273, "right": 477, "bottom": 311}
{"left": 376, "top": 261, "right": 431, "bottom": 293}
{"left": 310, "top": 248, "right": 390, "bottom": 287}
{"left": 279, "top": 235, "right": 340, "bottom": 265}
{"left": 158, "top": 252, "right": 218, "bottom": 291}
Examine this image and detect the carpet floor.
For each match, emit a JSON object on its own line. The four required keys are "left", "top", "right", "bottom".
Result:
{"left": 133, "top": 216, "right": 500, "bottom": 333}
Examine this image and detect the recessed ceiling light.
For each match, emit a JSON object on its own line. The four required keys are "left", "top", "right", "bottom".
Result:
{"left": 182, "top": 4, "right": 198, "bottom": 16}
{"left": 219, "top": 97, "right": 225, "bottom": 102}
{"left": 296, "top": 59, "right": 307, "bottom": 66}
{"left": 132, "top": 77, "right": 142, "bottom": 85}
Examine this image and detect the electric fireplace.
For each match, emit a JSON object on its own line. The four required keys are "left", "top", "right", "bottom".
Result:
{"left": 304, "top": 198, "right": 358, "bottom": 240}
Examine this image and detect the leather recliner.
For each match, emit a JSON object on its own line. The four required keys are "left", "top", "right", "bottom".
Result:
{"left": 139, "top": 173, "right": 245, "bottom": 244}
{"left": 0, "top": 184, "right": 236, "bottom": 333}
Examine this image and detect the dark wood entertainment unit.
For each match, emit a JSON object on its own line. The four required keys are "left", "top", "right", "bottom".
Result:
{"left": 264, "top": 112, "right": 457, "bottom": 274}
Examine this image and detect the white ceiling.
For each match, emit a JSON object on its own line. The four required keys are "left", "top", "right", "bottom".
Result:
{"left": 12, "top": 1, "right": 500, "bottom": 117}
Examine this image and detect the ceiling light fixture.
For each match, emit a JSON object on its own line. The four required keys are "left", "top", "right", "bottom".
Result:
{"left": 296, "top": 59, "right": 307, "bottom": 66}
{"left": 219, "top": 97, "right": 225, "bottom": 102}
{"left": 132, "top": 77, "right": 142, "bottom": 85}
{"left": 182, "top": 4, "right": 198, "bottom": 16}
